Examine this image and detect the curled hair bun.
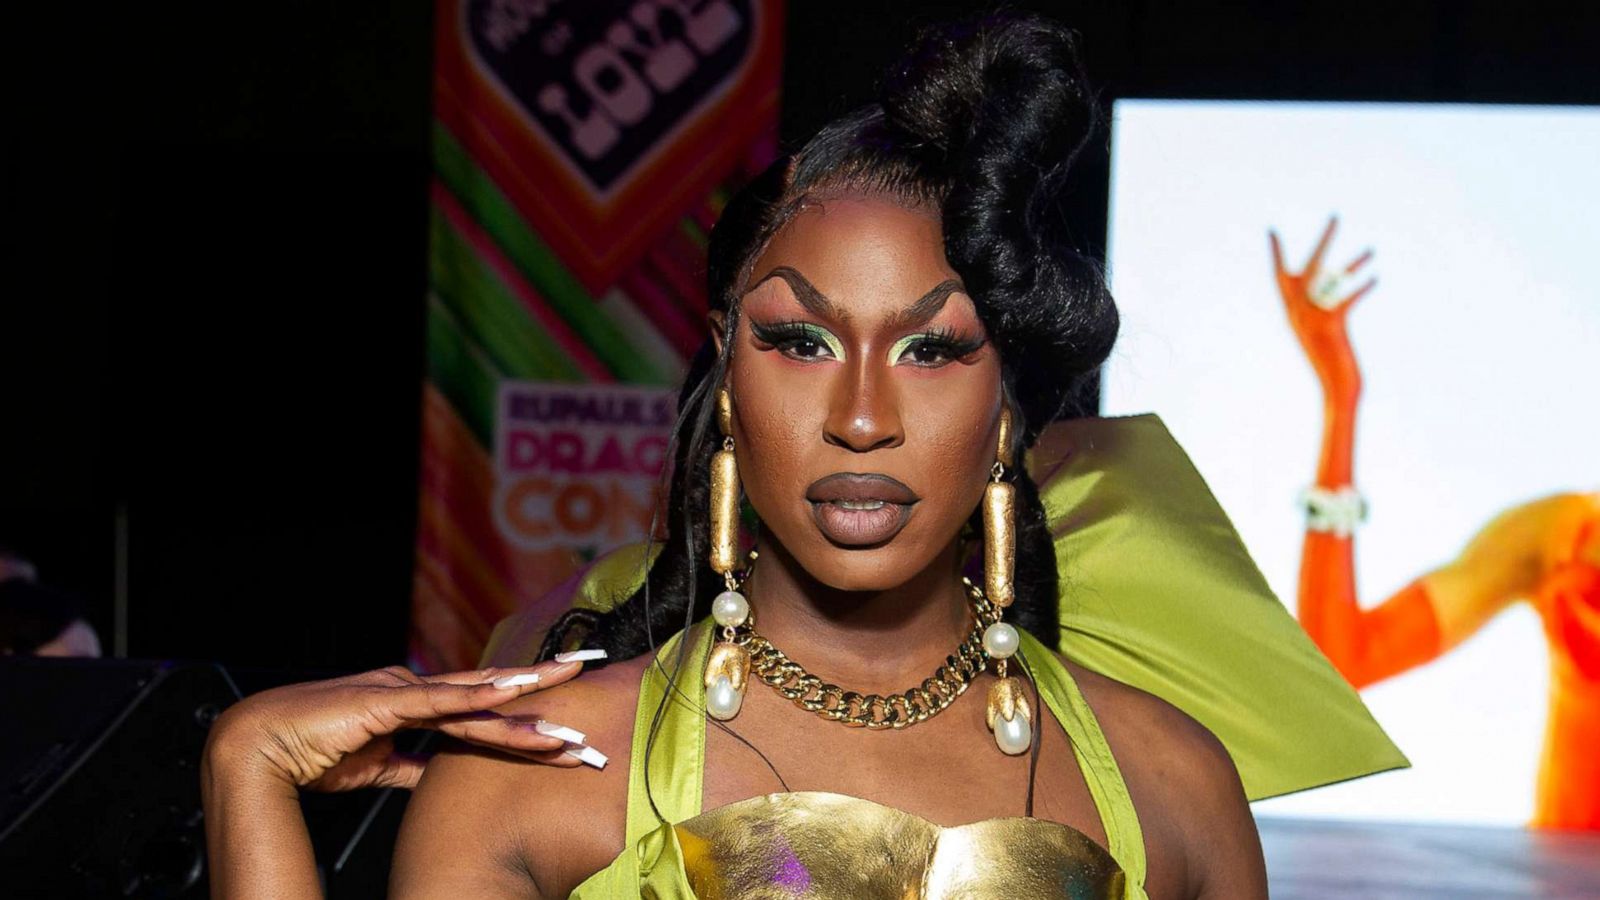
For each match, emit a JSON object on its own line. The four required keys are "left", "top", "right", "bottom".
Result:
{"left": 881, "top": 13, "right": 1116, "bottom": 443}
{"left": 880, "top": 14, "right": 1093, "bottom": 174}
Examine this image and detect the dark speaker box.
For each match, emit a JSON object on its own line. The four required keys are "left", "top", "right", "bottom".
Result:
{"left": 0, "top": 658, "right": 238, "bottom": 898}
{"left": 0, "top": 658, "right": 421, "bottom": 899}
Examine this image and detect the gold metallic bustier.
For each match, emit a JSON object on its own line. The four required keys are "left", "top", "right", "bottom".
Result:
{"left": 673, "top": 791, "right": 1125, "bottom": 899}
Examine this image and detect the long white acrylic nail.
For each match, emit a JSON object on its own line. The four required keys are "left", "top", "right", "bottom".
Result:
{"left": 565, "top": 745, "right": 609, "bottom": 769}
{"left": 533, "top": 721, "right": 586, "bottom": 744}
{"left": 491, "top": 672, "right": 542, "bottom": 689}
{"left": 554, "top": 649, "right": 607, "bottom": 663}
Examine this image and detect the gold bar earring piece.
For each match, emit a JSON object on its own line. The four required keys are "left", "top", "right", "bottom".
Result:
{"left": 983, "top": 405, "right": 1031, "bottom": 755}
{"left": 706, "top": 386, "right": 751, "bottom": 721}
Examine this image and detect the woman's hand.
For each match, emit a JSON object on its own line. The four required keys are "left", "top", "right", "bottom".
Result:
{"left": 205, "top": 659, "right": 590, "bottom": 793}
{"left": 202, "top": 659, "right": 595, "bottom": 900}
{"left": 1269, "top": 216, "right": 1377, "bottom": 405}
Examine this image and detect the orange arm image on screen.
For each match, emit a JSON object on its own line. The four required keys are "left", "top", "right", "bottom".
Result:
{"left": 1273, "top": 216, "right": 1600, "bottom": 830}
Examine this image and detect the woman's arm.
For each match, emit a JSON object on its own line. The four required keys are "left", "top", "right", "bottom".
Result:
{"left": 387, "top": 747, "right": 549, "bottom": 898}
{"left": 1420, "top": 494, "right": 1592, "bottom": 650}
{"left": 1294, "top": 392, "right": 1444, "bottom": 688}
{"left": 1272, "top": 221, "right": 1567, "bottom": 687}
{"left": 201, "top": 736, "right": 322, "bottom": 900}
{"left": 201, "top": 662, "right": 585, "bottom": 898}
{"left": 1071, "top": 661, "right": 1266, "bottom": 899}
{"left": 1271, "top": 219, "right": 1445, "bottom": 688}
{"left": 1187, "top": 730, "right": 1267, "bottom": 900}
{"left": 389, "top": 658, "right": 639, "bottom": 898}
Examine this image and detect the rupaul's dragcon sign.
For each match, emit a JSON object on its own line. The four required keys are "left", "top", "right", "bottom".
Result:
{"left": 494, "top": 382, "right": 675, "bottom": 551}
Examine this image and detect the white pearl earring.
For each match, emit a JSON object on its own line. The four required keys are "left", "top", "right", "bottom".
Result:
{"left": 705, "top": 587, "right": 751, "bottom": 721}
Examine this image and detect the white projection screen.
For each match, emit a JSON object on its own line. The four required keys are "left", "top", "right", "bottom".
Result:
{"left": 1104, "top": 100, "right": 1600, "bottom": 825}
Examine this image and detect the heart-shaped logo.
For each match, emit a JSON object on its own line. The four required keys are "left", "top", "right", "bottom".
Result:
{"left": 435, "top": 0, "right": 779, "bottom": 292}
{"left": 465, "top": 0, "right": 756, "bottom": 197}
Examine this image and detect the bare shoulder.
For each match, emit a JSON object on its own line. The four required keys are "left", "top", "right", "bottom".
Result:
{"left": 1064, "top": 657, "right": 1238, "bottom": 795}
{"left": 392, "top": 652, "right": 654, "bottom": 898}
{"left": 1061, "top": 655, "right": 1266, "bottom": 899}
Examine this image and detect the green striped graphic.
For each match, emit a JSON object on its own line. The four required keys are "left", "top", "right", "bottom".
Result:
{"left": 425, "top": 294, "right": 500, "bottom": 447}
{"left": 430, "top": 211, "right": 588, "bottom": 383}
{"left": 431, "top": 125, "right": 671, "bottom": 385}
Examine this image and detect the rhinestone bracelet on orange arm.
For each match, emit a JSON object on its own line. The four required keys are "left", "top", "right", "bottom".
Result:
{"left": 1271, "top": 217, "right": 1443, "bottom": 688}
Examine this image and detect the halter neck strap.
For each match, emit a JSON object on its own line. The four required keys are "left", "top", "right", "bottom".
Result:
{"left": 1020, "top": 628, "right": 1148, "bottom": 889}
{"left": 623, "top": 625, "right": 711, "bottom": 846}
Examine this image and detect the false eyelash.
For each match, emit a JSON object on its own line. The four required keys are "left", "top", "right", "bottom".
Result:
{"left": 748, "top": 318, "right": 823, "bottom": 344}
{"left": 903, "top": 325, "right": 986, "bottom": 359}
{"left": 748, "top": 318, "right": 841, "bottom": 361}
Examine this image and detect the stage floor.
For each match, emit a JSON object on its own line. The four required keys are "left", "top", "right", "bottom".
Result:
{"left": 1259, "top": 817, "right": 1600, "bottom": 898}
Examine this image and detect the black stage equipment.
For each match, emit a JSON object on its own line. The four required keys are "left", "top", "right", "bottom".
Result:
{"left": 0, "top": 658, "right": 237, "bottom": 897}
{"left": 0, "top": 659, "right": 418, "bottom": 898}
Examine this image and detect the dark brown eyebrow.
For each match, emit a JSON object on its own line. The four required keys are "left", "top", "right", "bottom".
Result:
{"left": 744, "top": 268, "right": 966, "bottom": 329}
{"left": 744, "top": 266, "right": 844, "bottom": 320}
{"left": 883, "top": 279, "right": 965, "bottom": 331}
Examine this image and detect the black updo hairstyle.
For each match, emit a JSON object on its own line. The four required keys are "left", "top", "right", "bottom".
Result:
{"left": 539, "top": 11, "right": 1119, "bottom": 666}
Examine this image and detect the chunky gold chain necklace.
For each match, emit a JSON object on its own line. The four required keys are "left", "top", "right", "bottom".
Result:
{"left": 728, "top": 577, "right": 1002, "bottom": 730}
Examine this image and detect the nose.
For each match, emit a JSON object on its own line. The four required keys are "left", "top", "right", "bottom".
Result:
{"left": 823, "top": 357, "right": 904, "bottom": 453}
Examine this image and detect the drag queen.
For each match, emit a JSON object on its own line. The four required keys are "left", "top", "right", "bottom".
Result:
{"left": 204, "top": 14, "right": 1401, "bottom": 899}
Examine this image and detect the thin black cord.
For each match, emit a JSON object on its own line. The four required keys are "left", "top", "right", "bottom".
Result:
{"left": 643, "top": 638, "right": 792, "bottom": 795}
{"left": 640, "top": 522, "right": 697, "bottom": 826}
{"left": 640, "top": 361, "right": 723, "bottom": 826}
{"left": 1018, "top": 650, "right": 1044, "bottom": 819}
{"left": 639, "top": 438, "right": 703, "bottom": 827}
{"left": 644, "top": 661, "right": 792, "bottom": 791}
{"left": 715, "top": 717, "right": 791, "bottom": 792}
{"left": 644, "top": 531, "right": 791, "bottom": 825}
{"left": 642, "top": 309, "right": 779, "bottom": 824}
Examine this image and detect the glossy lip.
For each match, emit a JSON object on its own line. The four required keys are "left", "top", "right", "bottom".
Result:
{"left": 805, "top": 473, "right": 919, "bottom": 547}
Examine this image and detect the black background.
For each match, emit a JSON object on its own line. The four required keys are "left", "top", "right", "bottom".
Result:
{"left": 4, "top": 1, "right": 1597, "bottom": 674}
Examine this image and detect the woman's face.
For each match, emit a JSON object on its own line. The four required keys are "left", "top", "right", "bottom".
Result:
{"left": 720, "top": 194, "right": 1003, "bottom": 591}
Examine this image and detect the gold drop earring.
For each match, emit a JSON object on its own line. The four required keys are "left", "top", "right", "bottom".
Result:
{"left": 983, "top": 406, "right": 1031, "bottom": 755}
{"left": 705, "top": 386, "right": 752, "bottom": 721}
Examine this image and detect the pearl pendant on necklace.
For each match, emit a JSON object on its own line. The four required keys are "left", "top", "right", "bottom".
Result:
{"left": 983, "top": 621, "right": 1033, "bottom": 756}
{"left": 986, "top": 676, "right": 1034, "bottom": 756}
{"left": 707, "top": 673, "right": 744, "bottom": 720}
{"left": 704, "top": 589, "right": 751, "bottom": 722}
{"left": 993, "top": 705, "right": 1033, "bottom": 755}
{"left": 712, "top": 590, "right": 749, "bottom": 626}
{"left": 982, "top": 621, "right": 1020, "bottom": 659}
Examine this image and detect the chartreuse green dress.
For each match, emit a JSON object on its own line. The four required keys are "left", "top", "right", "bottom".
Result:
{"left": 482, "top": 414, "right": 1408, "bottom": 898}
